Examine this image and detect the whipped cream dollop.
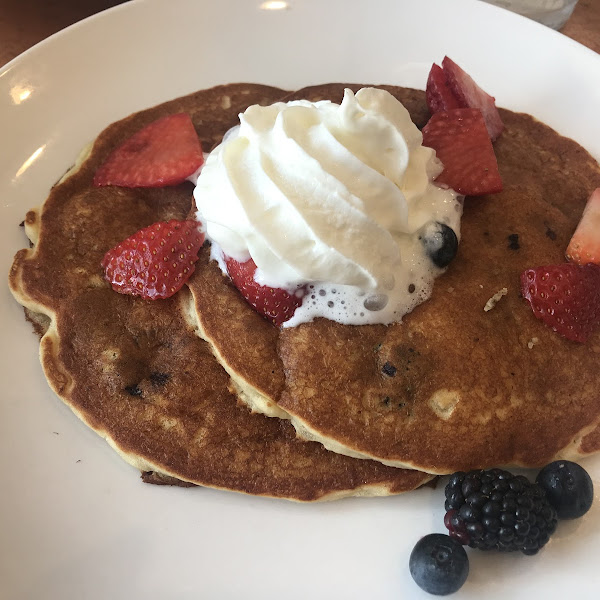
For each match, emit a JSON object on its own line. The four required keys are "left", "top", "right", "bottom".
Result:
{"left": 193, "top": 88, "right": 462, "bottom": 327}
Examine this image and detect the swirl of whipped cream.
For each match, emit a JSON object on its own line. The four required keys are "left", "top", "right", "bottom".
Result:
{"left": 194, "top": 88, "right": 462, "bottom": 326}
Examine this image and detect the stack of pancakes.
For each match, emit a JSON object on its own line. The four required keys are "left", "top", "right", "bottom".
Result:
{"left": 9, "top": 82, "right": 600, "bottom": 501}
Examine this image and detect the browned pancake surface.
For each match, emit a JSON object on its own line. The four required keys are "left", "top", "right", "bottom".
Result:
{"left": 9, "top": 83, "right": 430, "bottom": 500}
{"left": 188, "top": 247, "right": 285, "bottom": 414}
{"left": 187, "top": 85, "right": 432, "bottom": 415}
{"left": 190, "top": 84, "right": 600, "bottom": 473}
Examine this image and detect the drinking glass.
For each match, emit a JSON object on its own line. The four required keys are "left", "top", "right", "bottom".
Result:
{"left": 479, "top": 0, "right": 579, "bottom": 29}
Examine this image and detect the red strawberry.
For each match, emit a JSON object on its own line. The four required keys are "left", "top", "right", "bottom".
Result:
{"left": 566, "top": 188, "right": 600, "bottom": 265}
{"left": 425, "top": 57, "right": 504, "bottom": 141}
{"left": 426, "top": 63, "right": 461, "bottom": 115}
{"left": 422, "top": 108, "right": 503, "bottom": 196}
{"left": 102, "top": 220, "right": 205, "bottom": 299}
{"left": 442, "top": 57, "right": 504, "bottom": 141}
{"left": 520, "top": 263, "right": 600, "bottom": 343}
{"left": 224, "top": 256, "right": 305, "bottom": 327}
{"left": 94, "top": 113, "right": 203, "bottom": 187}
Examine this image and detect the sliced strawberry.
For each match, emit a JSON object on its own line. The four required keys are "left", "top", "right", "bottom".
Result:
{"left": 520, "top": 263, "right": 600, "bottom": 343}
{"left": 441, "top": 56, "right": 504, "bottom": 141}
{"left": 102, "top": 220, "right": 205, "bottom": 300}
{"left": 94, "top": 113, "right": 203, "bottom": 188}
{"left": 422, "top": 108, "right": 503, "bottom": 196}
{"left": 426, "top": 63, "right": 461, "bottom": 115}
{"left": 566, "top": 188, "right": 600, "bottom": 265}
{"left": 224, "top": 256, "right": 304, "bottom": 327}
{"left": 425, "top": 58, "right": 504, "bottom": 141}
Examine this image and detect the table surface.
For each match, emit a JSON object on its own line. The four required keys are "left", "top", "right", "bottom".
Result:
{"left": 0, "top": 0, "right": 598, "bottom": 69}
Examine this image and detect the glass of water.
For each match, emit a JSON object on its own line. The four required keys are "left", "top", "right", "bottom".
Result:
{"left": 479, "top": 0, "right": 579, "bottom": 29}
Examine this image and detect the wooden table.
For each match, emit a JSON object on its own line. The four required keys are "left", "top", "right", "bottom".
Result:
{"left": 561, "top": 0, "right": 600, "bottom": 53}
{"left": 1, "top": 0, "right": 598, "bottom": 68}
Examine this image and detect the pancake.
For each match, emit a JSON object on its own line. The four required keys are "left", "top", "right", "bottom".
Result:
{"left": 188, "top": 84, "right": 600, "bottom": 474}
{"left": 8, "top": 83, "right": 432, "bottom": 501}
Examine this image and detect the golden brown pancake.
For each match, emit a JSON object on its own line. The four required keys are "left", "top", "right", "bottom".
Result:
{"left": 8, "top": 83, "right": 432, "bottom": 501}
{"left": 187, "top": 85, "right": 433, "bottom": 421}
{"left": 189, "top": 84, "right": 600, "bottom": 474}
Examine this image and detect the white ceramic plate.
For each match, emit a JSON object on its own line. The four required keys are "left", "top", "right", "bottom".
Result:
{"left": 1, "top": 0, "right": 599, "bottom": 598}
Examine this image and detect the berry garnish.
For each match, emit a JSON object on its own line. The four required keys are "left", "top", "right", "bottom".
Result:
{"left": 520, "top": 263, "right": 600, "bottom": 343}
{"left": 422, "top": 108, "right": 503, "bottom": 196}
{"left": 444, "top": 469, "right": 557, "bottom": 555}
{"left": 224, "top": 256, "right": 305, "bottom": 327}
{"left": 102, "top": 220, "right": 205, "bottom": 299}
{"left": 566, "top": 187, "right": 600, "bottom": 265}
{"left": 536, "top": 460, "right": 594, "bottom": 520}
{"left": 426, "top": 57, "right": 504, "bottom": 141}
{"left": 419, "top": 221, "right": 459, "bottom": 268}
{"left": 409, "top": 533, "right": 469, "bottom": 596}
{"left": 93, "top": 113, "right": 203, "bottom": 187}
{"left": 426, "top": 63, "right": 461, "bottom": 114}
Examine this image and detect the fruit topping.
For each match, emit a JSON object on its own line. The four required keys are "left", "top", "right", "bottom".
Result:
{"left": 419, "top": 221, "right": 459, "bottom": 268}
{"left": 566, "top": 187, "right": 600, "bottom": 265}
{"left": 94, "top": 113, "right": 203, "bottom": 188}
{"left": 426, "top": 57, "right": 504, "bottom": 141}
{"left": 409, "top": 533, "right": 469, "bottom": 596}
{"left": 409, "top": 460, "right": 595, "bottom": 593}
{"left": 422, "top": 108, "right": 503, "bottom": 196}
{"left": 102, "top": 219, "right": 205, "bottom": 299}
{"left": 444, "top": 469, "right": 558, "bottom": 555}
{"left": 426, "top": 63, "right": 461, "bottom": 114}
{"left": 224, "top": 256, "right": 305, "bottom": 327}
{"left": 520, "top": 263, "right": 600, "bottom": 343}
{"left": 536, "top": 460, "right": 594, "bottom": 520}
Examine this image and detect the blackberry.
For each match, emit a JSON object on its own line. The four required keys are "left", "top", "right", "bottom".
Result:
{"left": 444, "top": 469, "right": 557, "bottom": 555}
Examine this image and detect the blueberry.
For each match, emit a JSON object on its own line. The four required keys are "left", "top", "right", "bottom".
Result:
{"left": 409, "top": 533, "right": 469, "bottom": 595}
{"left": 536, "top": 460, "right": 594, "bottom": 519}
{"left": 419, "top": 222, "right": 459, "bottom": 268}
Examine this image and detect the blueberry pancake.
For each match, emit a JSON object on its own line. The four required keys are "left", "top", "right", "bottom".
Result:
{"left": 8, "top": 83, "right": 432, "bottom": 501}
{"left": 189, "top": 84, "right": 600, "bottom": 474}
